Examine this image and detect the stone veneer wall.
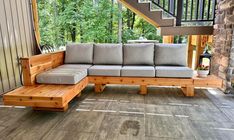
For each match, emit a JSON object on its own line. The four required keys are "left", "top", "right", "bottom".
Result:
{"left": 211, "top": 0, "right": 234, "bottom": 93}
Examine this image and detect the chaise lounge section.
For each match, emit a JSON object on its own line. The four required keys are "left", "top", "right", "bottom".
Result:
{"left": 3, "top": 43, "right": 223, "bottom": 111}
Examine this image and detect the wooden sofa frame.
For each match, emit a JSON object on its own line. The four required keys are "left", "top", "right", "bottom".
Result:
{"left": 3, "top": 51, "right": 223, "bottom": 111}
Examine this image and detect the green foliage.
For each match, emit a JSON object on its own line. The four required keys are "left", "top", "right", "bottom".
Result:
{"left": 38, "top": 0, "right": 162, "bottom": 47}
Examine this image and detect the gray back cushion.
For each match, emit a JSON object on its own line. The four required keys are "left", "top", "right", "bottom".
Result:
{"left": 123, "top": 43, "right": 154, "bottom": 65}
{"left": 65, "top": 43, "right": 93, "bottom": 64}
{"left": 155, "top": 43, "right": 187, "bottom": 66}
{"left": 93, "top": 44, "right": 123, "bottom": 65}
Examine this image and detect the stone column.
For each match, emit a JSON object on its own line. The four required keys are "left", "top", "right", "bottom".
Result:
{"left": 211, "top": 0, "right": 234, "bottom": 93}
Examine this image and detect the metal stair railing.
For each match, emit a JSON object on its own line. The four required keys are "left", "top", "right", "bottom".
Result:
{"left": 150, "top": 0, "right": 216, "bottom": 26}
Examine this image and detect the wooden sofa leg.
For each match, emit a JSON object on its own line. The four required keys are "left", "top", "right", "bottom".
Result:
{"left": 94, "top": 84, "right": 106, "bottom": 93}
{"left": 76, "top": 92, "right": 82, "bottom": 97}
{"left": 139, "top": 85, "right": 147, "bottom": 95}
{"left": 181, "top": 86, "right": 194, "bottom": 97}
{"left": 33, "top": 105, "right": 68, "bottom": 112}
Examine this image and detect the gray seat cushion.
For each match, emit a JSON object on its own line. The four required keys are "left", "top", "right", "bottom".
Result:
{"left": 57, "top": 64, "right": 92, "bottom": 69}
{"left": 88, "top": 65, "right": 122, "bottom": 76}
{"left": 36, "top": 68, "right": 87, "bottom": 84}
{"left": 155, "top": 66, "right": 193, "bottom": 78}
{"left": 93, "top": 44, "right": 123, "bottom": 65}
{"left": 65, "top": 43, "right": 93, "bottom": 64}
{"left": 123, "top": 43, "right": 154, "bottom": 65}
{"left": 155, "top": 43, "right": 187, "bottom": 66}
{"left": 121, "top": 66, "right": 155, "bottom": 77}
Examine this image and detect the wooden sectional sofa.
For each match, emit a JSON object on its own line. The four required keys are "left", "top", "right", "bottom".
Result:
{"left": 3, "top": 43, "right": 223, "bottom": 111}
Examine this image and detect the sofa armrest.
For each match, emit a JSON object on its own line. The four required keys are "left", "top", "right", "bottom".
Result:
{"left": 21, "top": 51, "right": 65, "bottom": 86}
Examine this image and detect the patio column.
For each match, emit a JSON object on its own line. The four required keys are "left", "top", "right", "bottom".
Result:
{"left": 187, "top": 35, "right": 193, "bottom": 68}
{"left": 211, "top": 0, "right": 234, "bottom": 93}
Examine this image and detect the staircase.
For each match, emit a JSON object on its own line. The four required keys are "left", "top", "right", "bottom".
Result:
{"left": 118, "top": 0, "right": 215, "bottom": 35}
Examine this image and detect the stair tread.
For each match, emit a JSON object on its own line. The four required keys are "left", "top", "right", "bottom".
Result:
{"left": 119, "top": 0, "right": 175, "bottom": 27}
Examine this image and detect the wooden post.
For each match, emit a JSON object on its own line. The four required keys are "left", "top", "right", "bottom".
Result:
{"left": 181, "top": 86, "right": 194, "bottom": 97}
{"left": 195, "top": 35, "right": 202, "bottom": 68}
{"left": 76, "top": 92, "right": 82, "bottom": 97}
{"left": 32, "top": 0, "right": 42, "bottom": 53}
{"left": 163, "top": 36, "right": 174, "bottom": 43}
{"left": 21, "top": 58, "right": 33, "bottom": 86}
{"left": 195, "top": 35, "right": 208, "bottom": 68}
{"left": 187, "top": 35, "right": 193, "bottom": 68}
{"left": 139, "top": 85, "right": 147, "bottom": 95}
{"left": 208, "top": 35, "right": 213, "bottom": 43}
{"left": 118, "top": 2, "right": 122, "bottom": 43}
{"left": 94, "top": 84, "right": 106, "bottom": 93}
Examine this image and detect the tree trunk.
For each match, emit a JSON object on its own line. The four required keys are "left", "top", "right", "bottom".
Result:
{"left": 70, "top": 2, "right": 77, "bottom": 42}
{"left": 118, "top": 2, "right": 122, "bottom": 43}
{"left": 60, "top": 0, "right": 65, "bottom": 44}
{"left": 141, "top": 21, "right": 145, "bottom": 34}
{"left": 131, "top": 13, "right": 135, "bottom": 30}
{"left": 109, "top": 0, "right": 114, "bottom": 42}
{"left": 53, "top": 1, "right": 58, "bottom": 46}
{"left": 80, "top": 24, "right": 83, "bottom": 43}
{"left": 127, "top": 9, "right": 131, "bottom": 29}
{"left": 71, "top": 24, "right": 76, "bottom": 42}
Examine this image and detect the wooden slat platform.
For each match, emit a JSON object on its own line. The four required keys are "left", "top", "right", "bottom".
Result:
{"left": 3, "top": 75, "right": 222, "bottom": 111}
{"left": 193, "top": 75, "right": 223, "bottom": 87}
{"left": 3, "top": 77, "right": 88, "bottom": 111}
{"left": 89, "top": 75, "right": 223, "bottom": 97}
{"left": 89, "top": 75, "right": 222, "bottom": 87}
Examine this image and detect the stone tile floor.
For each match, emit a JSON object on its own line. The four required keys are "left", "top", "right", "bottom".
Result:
{"left": 0, "top": 85, "right": 234, "bottom": 140}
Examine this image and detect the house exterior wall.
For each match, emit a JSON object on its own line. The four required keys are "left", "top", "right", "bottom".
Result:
{"left": 211, "top": 0, "right": 234, "bottom": 93}
{"left": 0, "top": 0, "right": 36, "bottom": 94}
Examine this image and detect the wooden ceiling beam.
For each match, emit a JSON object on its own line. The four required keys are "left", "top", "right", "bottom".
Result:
{"left": 160, "top": 26, "right": 214, "bottom": 36}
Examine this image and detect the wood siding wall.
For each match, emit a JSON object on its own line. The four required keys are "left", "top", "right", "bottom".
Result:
{"left": 0, "top": 0, "right": 36, "bottom": 94}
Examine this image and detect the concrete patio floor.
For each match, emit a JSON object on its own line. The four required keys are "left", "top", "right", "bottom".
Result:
{"left": 0, "top": 85, "right": 234, "bottom": 140}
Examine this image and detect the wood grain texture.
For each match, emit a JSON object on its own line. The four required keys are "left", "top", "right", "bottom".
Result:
{"left": 21, "top": 51, "right": 64, "bottom": 85}
{"left": 89, "top": 76, "right": 223, "bottom": 96}
{"left": 139, "top": 85, "right": 147, "bottom": 95}
{"left": 3, "top": 49, "right": 223, "bottom": 110}
{"left": 3, "top": 77, "right": 88, "bottom": 111}
{"left": 31, "top": 0, "right": 41, "bottom": 53}
{"left": 187, "top": 35, "right": 194, "bottom": 68}
{"left": 181, "top": 86, "right": 194, "bottom": 97}
{"left": 193, "top": 75, "right": 223, "bottom": 88}
{"left": 89, "top": 76, "right": 194, "bottom": 86}
{"left": 33, "top": 105, "right": 68, "bottom": 112}
{"left": 94, "top": 84, "right": 106, "bottom": 93}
